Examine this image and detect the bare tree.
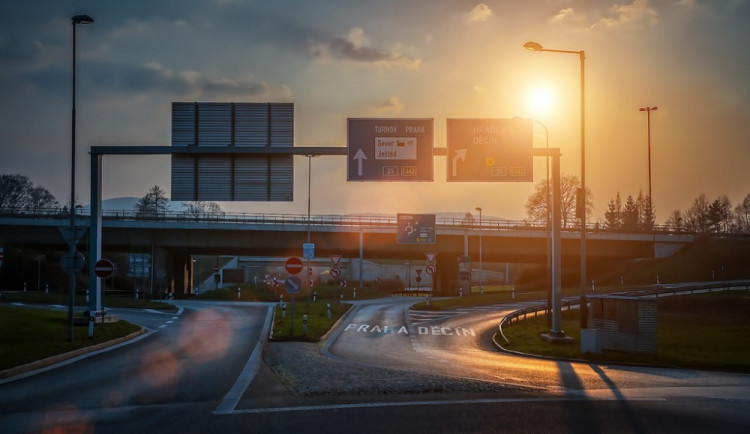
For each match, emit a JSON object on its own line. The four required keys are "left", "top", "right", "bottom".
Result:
{"left": 734, "top": 194, "right": 750, "bottom": 233}
{"left": 183, "top": 201, "right": 223, "bottom": 219}
{"left": 525, "top": 174, "right": 592, "bottom": 229}
{"left": 684, "top": 193, "right": 710, "bottom": 233}
{"left": 0, "top": 174, "right": 58, "bottom": 214}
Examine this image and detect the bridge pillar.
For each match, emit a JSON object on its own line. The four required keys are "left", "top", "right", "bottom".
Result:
{"left": 435, "top": 251, "right": 460, "bottom": 296}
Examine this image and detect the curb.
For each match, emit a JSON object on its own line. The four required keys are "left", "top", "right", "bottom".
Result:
{"left": 0, "top": 328, "right": 147, "bottom": 380}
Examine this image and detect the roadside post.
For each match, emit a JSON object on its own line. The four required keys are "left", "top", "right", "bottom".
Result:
{"left": 326, "top": 303, "right": 332, "bottom": 320}
{"left": 302, "top": 314, "right": 308, "bottom": 337}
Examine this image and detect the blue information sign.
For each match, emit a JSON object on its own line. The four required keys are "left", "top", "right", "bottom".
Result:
{"left": 284, "top": 276, "right": 302, "bottom": 294}
{"left": 397, "top": 213, "right": 436, "bottom": 244}
{"left": 347, "top": 118, "right": 433, "bottom": 182}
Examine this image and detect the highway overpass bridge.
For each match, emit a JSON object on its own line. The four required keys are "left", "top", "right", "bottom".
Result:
{"left": 0, "top": 211, "right": 693, "bottom": 295}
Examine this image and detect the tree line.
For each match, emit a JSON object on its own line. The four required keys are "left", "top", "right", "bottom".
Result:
{"left": 0, "top": 174, "right": 222, "bottom": 218}
{"left": 2, "top": 172, "right": 748, "bottom": 234}
{"left": 523, "top": 173, "right": 750, "bottom": 234}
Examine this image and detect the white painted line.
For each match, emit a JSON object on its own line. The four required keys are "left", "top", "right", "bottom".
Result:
{"left": 214, "top": 305, "right": 274, "bottom": 414}
{"left": 220, "top": 396, "right": 667, "bottom": 415}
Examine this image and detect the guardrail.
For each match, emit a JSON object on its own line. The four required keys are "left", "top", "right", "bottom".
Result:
{"left": 0, "top": 206, "right": 692, "bottom": 234}
{"left": 496, "top": 280, "right": 750, "bottom": 345}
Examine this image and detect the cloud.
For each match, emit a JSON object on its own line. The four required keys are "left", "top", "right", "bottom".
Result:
{"left": 549, "top": 7, "right": 585, "bottom": 24}
{"left": 82, "top": 61, "right": 286, "bottom": 100}
{"left": 591, "top": 0, "right": 659, "bottom": 29}
{"left": 467, "top": 4, "right": 494, "bottom": 23}
{"left": 310, "top": 27, "right": 421, "bottom": 69}
{"left": 373, "top": 96, "right": 405, "bottom": 114}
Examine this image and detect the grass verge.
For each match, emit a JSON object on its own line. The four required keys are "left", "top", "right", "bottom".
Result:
{"left": 271, "top": 299, "right": 351, "bottom": 341}
{"left": 499, "top": 290, "right": 750, "bottom": 372}
{"left": 0, "top": 306, "right": 141, "bottom": 371}
{"left": 0, "top": 291, "right": 175, "bottom": 310}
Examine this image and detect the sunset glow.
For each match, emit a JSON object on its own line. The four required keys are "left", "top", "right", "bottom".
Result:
{"left": 0, "top": 1, "right": 747, "bottom": 223}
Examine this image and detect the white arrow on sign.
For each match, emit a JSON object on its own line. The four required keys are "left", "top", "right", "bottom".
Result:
{"left": 353, "top": 148, "right": 368, "bottom": 177}
{"left": 452, "top": 149, "right": 467, "bottom": 177}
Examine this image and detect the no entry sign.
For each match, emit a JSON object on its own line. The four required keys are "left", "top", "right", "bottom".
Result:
{"left": 94, "top": 259, "right": 115, "bottom": 279}
{"left": 285, "top": 257, "right": 304, "bottom": 274}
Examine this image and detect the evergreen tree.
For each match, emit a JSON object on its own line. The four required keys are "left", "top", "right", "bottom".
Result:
{"left": 134, "top": 185, "right": 170, "bottom": 218}
{"left": 622, "top": 195, "right": 640, "bottom": 231}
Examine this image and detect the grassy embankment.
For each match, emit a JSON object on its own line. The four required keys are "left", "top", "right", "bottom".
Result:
{"left": 499, "top": 290, "right": 750, "bottom": 372}
{"left": 0, "top": 306, "right": 141, "bottom": 372}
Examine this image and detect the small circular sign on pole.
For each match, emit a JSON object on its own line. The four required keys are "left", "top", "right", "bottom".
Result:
{"left": 330, "top": 267, "right": 341, "bottom": 278}
{"left": 94, "top": 259, "right": 115, "bottom": 279}
{"left": 285, "top": 257, "right": 304, "bottom": 275}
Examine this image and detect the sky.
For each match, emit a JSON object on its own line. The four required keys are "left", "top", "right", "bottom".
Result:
{"left": 1, "top": 0, "right": 748, "bottom": 223}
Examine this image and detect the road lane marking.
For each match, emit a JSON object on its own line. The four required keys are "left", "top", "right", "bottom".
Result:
{"left": 220, "top": 396, "right": 667, "bottom": 415}
{"left": 214, "top": 305, "right": 274, "bottom": 414}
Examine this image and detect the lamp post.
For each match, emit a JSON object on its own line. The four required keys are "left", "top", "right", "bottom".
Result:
{"left": 475, "top": 207, "right": 483, "bottom": 295}
{"left": 524, "top": 41, "right": 588, "bottom": 328}
{"left": 67, "top": 14, "right": 94, "bottom": 341}
{"left": 533, "top": 120, "right": 553, "bottom": 325}
{"left": 639, "top": 106, "right": 658, "bottom": 235}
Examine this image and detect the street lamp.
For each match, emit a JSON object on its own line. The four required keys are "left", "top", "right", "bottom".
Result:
{"left": 524, "top": 40, "right": 588, "bottom": 328}
{"left": 475, "top": 207, "right": 483, "bottom": 295}
{"left": 67, "top": 14, "right": 94, "bottom": 341}
{"left": 639, "top": 106, "right": 658, "bottom": 234}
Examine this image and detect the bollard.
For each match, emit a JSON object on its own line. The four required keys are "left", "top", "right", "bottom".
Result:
{"left": 592, "top": 280, "right": 595, "bottom": 292}
{"left": 237, "top": 288, "right": 241, "bottom": 300}
{"left": 656, "top": 275, "right": 660, "bottom": 285}
{"left": 480, "top": 286, "right": 484, "bottom": 296}
{"left": 459, "top": 288, "right": 463, "bottom": 297}
{"left": 302, "top": 314, "right": 308, "bottom": 336}
{"left": 86, "top": 290, "right": 89, "bottom": 304}
{"left": 280, "top": 294, "right": 284, "bottom": 304}
{"left": 88, "top": 315, "right": 95, "bottom": 339}
{"left": 512, "top": 287, "right": 516, "bottom": 300}
{"left": 313, "top": 291, "right": 317, "bottom": 302}
{"left": 426, "top": 294, "right": 430, "bottom": 307}
{"left": 45, "top": 284, "right": 49, "bottom": 295}
{"left": 136, "top": 289, "right": 140, "bottom": 299}
{"left": 353, "top": 288, "right": 357, "bottom": 300}
{"left": 24, "top": 282, "right": 27, "bottom": 292}
{"left": 340, "top": 294, "right": 344, "bottom": 305}
{"left": 326, "top": 303, "right": 332, "bottom": 320}
{"left": 282, "top": 303, "right": 286, "bottom": 319}
{"left": 620, "top": 276, "right": 624, "bottom": 285}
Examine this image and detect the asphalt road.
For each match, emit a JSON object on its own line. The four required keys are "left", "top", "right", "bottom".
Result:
{"left": 1, "top": 297, "right": 749, "bottom": 433}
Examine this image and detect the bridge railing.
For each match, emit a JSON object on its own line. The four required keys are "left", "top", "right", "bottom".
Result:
{"left": 0, "top": 206, "right": 708, "bottom": 234}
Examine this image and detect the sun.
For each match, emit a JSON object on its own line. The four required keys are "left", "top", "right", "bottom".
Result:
{"left": 526, "top": 87, "right": 556, "bottom": 116}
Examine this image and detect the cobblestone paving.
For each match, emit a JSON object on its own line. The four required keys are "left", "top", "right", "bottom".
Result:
{"left": 264, "top": 341, "right": 521, "bottom": 396}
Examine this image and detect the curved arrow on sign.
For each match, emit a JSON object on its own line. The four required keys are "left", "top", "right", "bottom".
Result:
{"left": 452, "top": 149, "right": 467, "bottom": 177}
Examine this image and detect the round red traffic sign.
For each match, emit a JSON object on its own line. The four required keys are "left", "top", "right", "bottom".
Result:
{"left": 425, "top": 265, "right": 436, "bottom": 275}
{"left": 94, "top": 259, "right": 115, "bottom": 279}
{"left": 330, "top": 267, "right": 341, "bottom": 278}
{"left": 285, "top": 257, "right": 304, "bottom": 274}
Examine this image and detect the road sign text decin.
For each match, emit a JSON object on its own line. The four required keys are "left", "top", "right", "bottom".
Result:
{"left": 447, "top": 118, "right": 533, "bottom": 182}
